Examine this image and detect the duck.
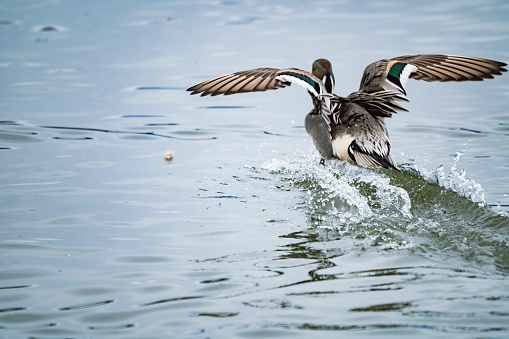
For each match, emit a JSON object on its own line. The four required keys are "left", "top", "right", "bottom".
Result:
{"left": 187, "top": 55, "right": 506, "bottom": 170}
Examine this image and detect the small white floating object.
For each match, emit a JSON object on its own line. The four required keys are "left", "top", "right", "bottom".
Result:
{"left": 164, "top": 151, "right": 174, "bottom": 161}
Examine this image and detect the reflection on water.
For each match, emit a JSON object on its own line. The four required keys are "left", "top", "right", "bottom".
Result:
{"left": 1, "top": 0, "right": 509, "bottom": 337}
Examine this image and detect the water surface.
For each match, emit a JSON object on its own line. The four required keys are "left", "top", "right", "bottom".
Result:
{"left": 1, "top": 0, "right": 509, "bottom": 337}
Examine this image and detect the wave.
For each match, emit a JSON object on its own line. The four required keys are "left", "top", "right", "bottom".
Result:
{"left": 260, "top": 150, "right": 509, "bottom": 274}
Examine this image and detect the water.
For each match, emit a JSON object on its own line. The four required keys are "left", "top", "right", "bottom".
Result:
{"left": 1, "top": 0, "right": 509, "bottom": 337}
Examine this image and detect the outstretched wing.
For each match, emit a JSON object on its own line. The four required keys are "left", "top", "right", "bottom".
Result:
{"left": 360, "top": 54, "right": 507, "bottom": 95}
{"left": 187, "top": 67, "right": 328, "bottom": 97}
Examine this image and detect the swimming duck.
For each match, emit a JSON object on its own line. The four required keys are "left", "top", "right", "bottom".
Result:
{"left": 187, "top": 55, "right": 506, "bottom": 169}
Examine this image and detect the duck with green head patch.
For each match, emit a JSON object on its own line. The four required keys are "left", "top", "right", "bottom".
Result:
{"left": 187, "top": 55, "right": 506, "bottom": 169}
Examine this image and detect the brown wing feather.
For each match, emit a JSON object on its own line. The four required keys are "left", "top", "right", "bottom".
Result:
{"left": 395, "top": 54, "right": 507, "bottom": 82}
{"left": 360, "top": 54, "right": 507, "bottom": 92}
{"left": 187, "top": 68, "right": 292, "bottom": 97}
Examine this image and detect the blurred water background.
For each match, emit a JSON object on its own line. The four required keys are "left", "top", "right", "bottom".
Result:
{"left": 1, "top": 0, "right": 509, "bottom": 337}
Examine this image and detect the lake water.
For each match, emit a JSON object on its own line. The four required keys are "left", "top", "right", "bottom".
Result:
{"left": 1, "top": 0, "right": 509, "bottom": 338}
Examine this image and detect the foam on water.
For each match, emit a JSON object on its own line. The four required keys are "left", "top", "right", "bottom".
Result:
{"left": 262, "top": 156, "right": 374, "bottom": 224}
{"left": 262, "top": 143, "right": 488, "bottom": 223}
{"left": 260, "top": 147, "right": 509, "bottom": 272}
{"left": 411, "top": 143, "right": 485, "bottom": 205}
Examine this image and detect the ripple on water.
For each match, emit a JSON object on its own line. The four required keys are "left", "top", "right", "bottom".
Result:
{"left": 114, "top": 255, "right": 177, "bottom": 264}
{"left": 0, "top": 132, "right": 42, "bottom": 144}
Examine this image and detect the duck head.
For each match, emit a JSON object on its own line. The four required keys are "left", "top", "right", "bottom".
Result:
{"left": 312, "top": 58, "right": 335, "bottom": 93}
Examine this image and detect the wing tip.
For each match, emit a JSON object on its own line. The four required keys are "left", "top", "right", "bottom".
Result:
{"left": 187, "top": 86, "right": 207, "bottom": 96}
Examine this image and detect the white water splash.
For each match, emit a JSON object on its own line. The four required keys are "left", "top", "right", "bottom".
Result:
{"left": 261, "top": 153, "right": 413, "bottom": 223}
{"left": 356, "top": 172, "right": 413, "bottom": 218}
{"left": 261, "top": 141, "right": 489, "bottom": 232}
{"left": 412, "top": 143, "right": 486, "bottom": 205}
{"left": 261, "top": 156, "right": 372, "bottom": 224}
